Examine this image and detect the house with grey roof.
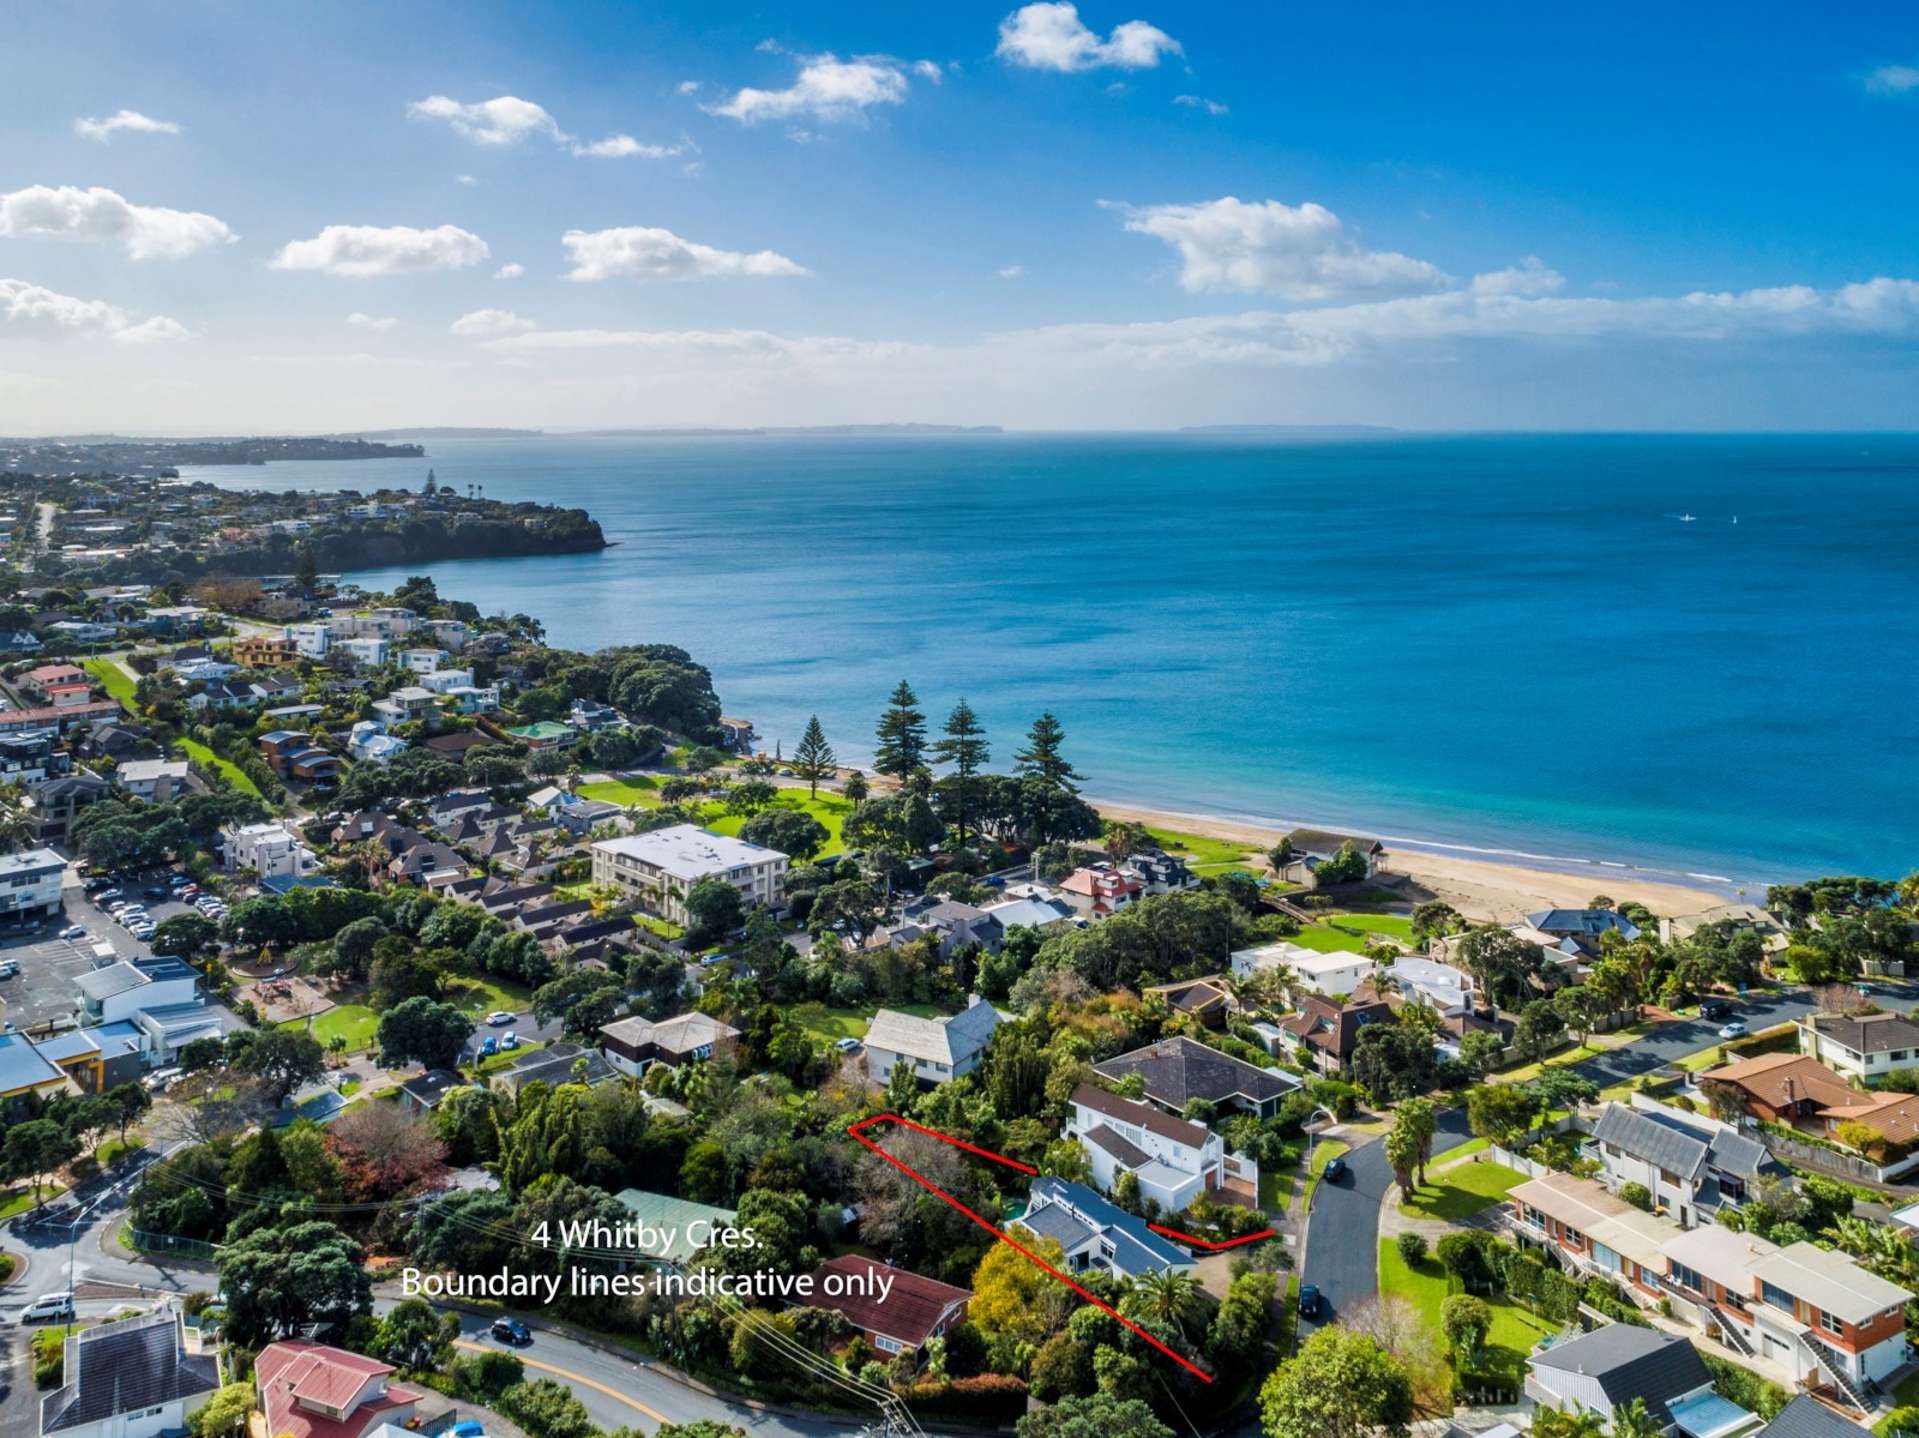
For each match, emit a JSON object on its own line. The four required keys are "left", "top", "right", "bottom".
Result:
{"left": 1523, "top": 907, "right": 1642, "bottom": 959}
{"left": 1065, "top": 1082, "right": 1252, "bottom": 1212}
{"left": 1800, "top": 1011, "right": 1919, "bottom": 1082}
{"left": 863, "top": 996, "right": 1001, "bottom": 1087}
{"left": 40, "top": 1308, "right": 219, "bottom": 1438}
{"left": 1587, "top": 1101, "right": 1770, "bottom": 1227}
{"left": 1091, "top": 1035, "right": 1301, "bottom": 1120}
{"left": 600, "top": 1012, "right": 737, "bottom": 1078}
{"left": 1526, "top": 1324, "right": 1754, "bottom": 1438}
{"left": 1754, "top": 1397, "right": 1872, "bottom": 1438}
{"left": 1013, "top": 1176, "right": 1194, "bottom": 1280}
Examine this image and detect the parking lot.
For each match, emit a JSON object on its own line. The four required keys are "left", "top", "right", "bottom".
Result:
{"left": 0, "top": 927, "right": 104, "bottom": 1032}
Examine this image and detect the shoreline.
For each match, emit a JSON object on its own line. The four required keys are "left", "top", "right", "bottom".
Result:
{"left": 1086, "top": 794, "right": 1745, "bottom": 922}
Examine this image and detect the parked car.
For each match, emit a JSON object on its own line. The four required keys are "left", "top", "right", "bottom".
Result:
{"left": 96, "top": 889, "right": 123, "bottom": 903}
{"left": 490, "top": 1317, "right": 531, "bottom": 1346}
{"left": 1297, "top": 1283, "right": 1321, "bottom": 1318}
{"left": 1322, "top": 1156, "right": 1347, "bottom": 1184}
{"left": 1697, "top": 999, "right": 1730, "bottom": 1021}
{"left": 835, "top": 1037, "right": 862, "bottom": 1052}
{"left": 21, "top": 1292, "right": 75, "bottom": 1322}
{"left": 501, "top": 1032, "right": 520, "bottom": 1050}
{"left": 169, "top": 874, "right": 192, "bottom": 889}
{"left": 1718, "top": 1021, "right": 1748, "bottom": 1040}
{"left": 479, "top": 1036, "right": 498, "bottom": 1057}
{"left": 485, "top": 1011, "right": 513, "bottom": 1026}
{"left": 449, "top": 1423, "right": 486, "bottom": 1438}
{"left": 59, "top": 925, "right": 86, "bottom": 940}
{"left": 0, "top": 962, "right": 18, "bottom": 980}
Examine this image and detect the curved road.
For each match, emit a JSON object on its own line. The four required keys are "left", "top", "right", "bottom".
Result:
{"left": 1299, "top": 983, "right": 1906, "bottom": 1335}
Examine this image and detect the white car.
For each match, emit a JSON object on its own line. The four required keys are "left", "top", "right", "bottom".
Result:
{"left": 485, "top": 1011, "right": 513, "bottom": 1026}
{"left": 59, "top": 925, "right": 87, "bottom": 940}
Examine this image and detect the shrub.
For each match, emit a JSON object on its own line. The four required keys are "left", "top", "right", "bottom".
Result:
{"left": 495, "top": 1379, "right": 599, "bottom": 1438}
{"left": 1396, "top": 1232, "right": 1428, "bottom": 1266}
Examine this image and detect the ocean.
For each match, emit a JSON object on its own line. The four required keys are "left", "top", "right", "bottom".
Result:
{"left": 182, "top": 431, "right": 1919, "bottom": 890}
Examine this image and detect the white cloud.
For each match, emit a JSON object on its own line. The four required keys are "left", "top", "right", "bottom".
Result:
{"left": 456, "top": 174, "right": 479, "bottom": 187}
{"left": 998, "top": 264, "right": 1026, "bottom": 279}
{"left": 1470, "top": 257, "right": 1565, "bottom": 296}
{"left": 677, "top": 80, "right": 702, "bottom": 95}
{"left": 569, "top": 133, "right": 689, "bottom": 159}
{"left": 707, "top": 54, "right": 923, "bottom": 124}
{"left": 561, "top": 226, "right": 808, "bottom": 282}
{"left": 1866, "top": 64, "right": 1919, "bottom": 95}
{"left": 407, "top": 94, "right": 565, "bottom": 145}
{"left": 495, "top": 262, "right": 526, "bottom": 280}
{"left": 1173, "top": 94, "right": 1228, "bottom": 116}
{"left": 0, "top": 184, "right": 235, "bottom": 261}
{"left": 996, "top": 3, "right": 1180, "bottom": 72}
{"left": 271, "top": 223, "right": 489, "bottom": 277}
{"left": 1115, "top": 196, "right": 1448, "bottom": 300}
{"left": 0, "top": 276, "right": 189, "bottom": 344}
{"left": 451, "top": 308, "right": 534, "bottom": 338}
{"left": 346, "top": 312, "right": 398, "bottom": 331}
{"left": 74, "top": 109, "right": 182, "bottom": 142}
{"left": 913, "top": 60, "right": 944, "bottom": 82}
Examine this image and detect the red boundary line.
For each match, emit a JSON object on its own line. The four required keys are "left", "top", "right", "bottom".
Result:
{"left": 1147, "top": 1222, "right": 1277, "bottom": 1251}
{"left": 849, "top": 1112, "right": 1271, "bottom": 1383}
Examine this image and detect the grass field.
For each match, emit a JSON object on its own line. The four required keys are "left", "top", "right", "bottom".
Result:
{"left": 576, "top": 777, "right": 661, "bottom": 807}
{"left": 789, "top": 1000, "right": 951, "bottom": 1043}
{"left": 1401, "top": 1161, "right": 1528, "bottom": 1221}
{"left": 1326, "top": 913, "right": 1417, "bottom": 943}
{"left": 83, "top": 658, "right": 137, "bottom": 710}
{"left": 444, "top": 971, "right": 532, "bottom": 1015}
{"left": 0, "top": 1184, "right": 63, "bottom": 1220}
{"left": 177, "top": 737, "right": 261, "bottom": 796}
{"left": 576, "top": 779, "right": 856, "bottom": 858}
{"left": 283, "top": 1003, "right": 379, "bottom": 1051}
{"left": 1378, "top": 1239, "right": 1555, "bottom": 1392}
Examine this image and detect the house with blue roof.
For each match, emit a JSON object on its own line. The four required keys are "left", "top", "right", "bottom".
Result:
{"left": 1011, "top": 1176, "right": 1194, "bottom": 1280}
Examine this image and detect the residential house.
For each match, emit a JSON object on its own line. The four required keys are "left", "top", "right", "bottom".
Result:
{"left": 1092, "top": 1035, "right": 1301, "bottom": 1120}
{"left": 491, "top": 1041, "right": 615, "bottom": 1097}
{"left": 1525, "top": 1325, "right": 1746, "bottom": 1438}
{"left": 337, "top": 636, "right": 391, "bottom": 668}
{"left": 399, "top": 647, "right": 449, "bottom": 674}
{"left": 0, "top": 847, "right": 67, "bottom": 922}
{"left": 116, "top": 758, "right": 192, "bottom": 801}
{"left": 423, "top": 789, "right": 495, "bottom": 830}
{"left": 1385, "top": 955, "right": 1478, "bottom": 1017}
{"left": 802, "top": 1255, "right": 970, "bottom": 1364}
{"left": 348, "top": 721, "right": 408, "bottom": 764}
{"left": 254, "top": 1341, "right": 422, "bottom": 1438}
{"left": 613, "top": 1189, "right": 738, "bottom": 1262}
{"left": 981, "top": 889, "right": 1077, "bottom": 936}
{"left": 232, "top": 633, "right": 299, "bottom": 668}
{"left": 1274, "top": 992, "right": 1396, "bottom": 1076}
{"left": 0, "top": 700, "right": 119, "bottom": 734}
{"left": 506, "top": 720, "right": 575, "bottom": 750}
{"left": 1058, "top": 863, "right": 1142, "bottom": 919}
{"left": 257, "top": 732, "right": 341, "bottom": 783}
{"left": 222, "top": 821, "right": 323, "bottom": 880}
{"left": 388, "top": 841, "right": 467, "bottom": 886}
{"left": 40, "top": 1308, "right": 219, "bottom": 1438}
{"left": 1141, "top": 975, "right": 1236, "bottom": 1029}
{"left": 396, "top": 1069, "right": 468, "bottom": 1114}
{"left": 599, "top": 1012, "right": 735, "bottom": 1078}
{"left": 1066, "top": 1082, "right": 1252, "bottom": 1211}
{"left": 418, "top": 618, "right": 472, "bottom": 652}
{"left": 1121, "top": 848, "right": 1199, "bottom": 894}
{"left": 862, "top": 995, "right": 1001, "bottom": 1087}
{"left": 1273, "top": 828, "right": 1387, "bottom": 883}
{"left": 1586, "top": 1101, "right": 1769, "bottom": 1226}
{"left": 1799, "top": 1012, "right": 1919, "bottom": 1082}
{"left": 1508, "top": 1170, "right": 1683, "bottom": 1306}
{"left": 569, "top": 698, "right": 623, "bottom": 730}
{"left": 370, "top": 686, "right": 442, "bottom": 727}
{"left": 1012, "top": 1176, "right": 1195, "bottom": 1279}
{"left": 1753, "top": 1398, "right": 1876, "bottom": 1438}
{"left": 1523, "top": 908, "right": 1642, "bottom": 960}
{"left": 0, "top": 730, "right": 71, "bottom": 785}
{"left": 77, "top": 720, "right": 149, "bottom": 759}
{"left": 1229, "top": 938, "right": 1324, "bottom": 984}
{"left": 591, "top": 824, "right": 788, "bottom": 927}
{"left": 1701, "top": 1052, "right": 1919, "bottom": 1166}
{"left": 873, "top": 897, "right": 1004, "bottom": 957}
{"left": 27, "top": 773, "right": 112, "bottom": 846}
{"left": 1284, "top": 948, "right": 1379, "bottom": 999}
{"left": 21, "top": 663, "right": 92, "bottom": 706}
{"left": 285, "top": 622, "right": 332, "bottom": 658}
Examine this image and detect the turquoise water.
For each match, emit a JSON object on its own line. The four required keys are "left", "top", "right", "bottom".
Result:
{"left": 184, "top": 432, "right": 1919, "bottom": 888}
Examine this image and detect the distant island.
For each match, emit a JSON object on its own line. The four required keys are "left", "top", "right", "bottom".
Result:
{"left": 572, "top": 423, "right": 1006, "bottom": 437}
{"left": 325, "top": 427, "right": 545, "bottom": 440}
{"left": 0, "top": 435, "right": 424, "bottom": 476}
{"left": 1178, "top": 424, "right": 1398, "bottom": 435}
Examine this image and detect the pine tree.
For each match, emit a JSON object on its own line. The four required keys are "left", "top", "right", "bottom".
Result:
{"left": 294, "top": 543, "right": 319, "bottom": 595}
{"left": 873, "top": 680, "right": 927, "bottom": 778}
{"left": 932, "top": 699, "right": 989, "bottom": 848}
{"left": 1014, "top": 711, "right": 1081, "bottom": 794}
{"left": 422, "top": 468, "right": 437, "bottom": 495}
{"left": 793, "top": 714, "right": 835, "bottom": 797}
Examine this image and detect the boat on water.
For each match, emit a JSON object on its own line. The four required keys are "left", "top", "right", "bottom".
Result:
{"left": 1677, "top": 512, "right": 1696, "bottom": 522}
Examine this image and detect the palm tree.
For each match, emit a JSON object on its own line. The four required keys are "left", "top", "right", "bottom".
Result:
{"left": 1133, "top": 1268, "right": 1207, "bottom": 1339}
{"left": 1611, "top": 1398, "right": 1661, "bottom": 1438}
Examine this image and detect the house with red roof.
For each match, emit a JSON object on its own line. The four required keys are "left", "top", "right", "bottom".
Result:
{"left": 802, "top": 1254, "right": 971, "bottom": 1363}
{"left": 254, "top": 1341, "right": 421, "bottom": 1438}
{"left": 1058, "top": 863, "right": 1142, "bottom": 920}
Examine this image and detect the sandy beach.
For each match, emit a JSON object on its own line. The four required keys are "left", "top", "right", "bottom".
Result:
{"left": 1089, "top": 798, "right": 1734, "bottom": 922}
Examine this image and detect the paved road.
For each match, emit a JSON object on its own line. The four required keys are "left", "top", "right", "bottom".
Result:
{"left": 1298, "top": 983, "right": 1919, "bottom": 1332}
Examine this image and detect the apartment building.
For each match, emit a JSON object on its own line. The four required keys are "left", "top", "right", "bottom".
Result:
{"left": 590, "top": 824, "right": 787, "bottom": 927}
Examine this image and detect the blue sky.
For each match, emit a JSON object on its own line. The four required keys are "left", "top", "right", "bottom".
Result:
{"left": 2, "top": 1, "right": 1916, "bottom": 431}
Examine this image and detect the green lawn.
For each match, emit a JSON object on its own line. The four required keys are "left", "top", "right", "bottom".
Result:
{"left": 283, "top": 1003, "right": 379, "bottom": 1051}
{"left": 94, "top": 1137, "right": 148, "bottom": 1168}
{"left": 1378, "top": 1239, "right": 1555, "bottom": 1392}
{"left": 1284, "top": 925, "right": 1374, "bottom": 954}
{"left": 789, "top": 1000, "right": 951, "bottom": 1043}
{"left": 0, "top": 1184, "right": 64, "bottom": 1221}
{"left": 1401, "top": 1161, "right": 1528, "bottom": 1222}
{"left": 177, "top": 737, "right": 261, "bottom": 796}
{"left": 704, "top": 789, "right": 855, "bottom": 857}
{"left": 1326, "top": 913, "right": 1416, "bottom": 943}
{"left": 1137, "top": 825, "right": 1261, "bottom": 877}
{"left": 444, "top": 971, "right": 532, "bottom": 1015}
{"left": 576, "top": 777, "right": 661, "bottom": 807}
{"left": 83, "top": 658, "right": 137, "bottom": 710}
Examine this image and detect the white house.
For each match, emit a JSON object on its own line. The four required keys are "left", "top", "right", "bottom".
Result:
{"left": 1014, "top": 1177, "right": 1196, "bottom": 1280}
{"left": 1386, "top": 956, "right": 1477, "bottom": 1016}
{"left": 863, "top": 996, "right": 1002, "bottom": 1086}
{"left": 1279, "top": 948, "right": 1377, "bottom": 998}
{"left": 0, "top": 848, "right": 66, "bottom": 922}
{"left": 40, "top": 1309, "right": 218, "bottom": 1438}
{"left": 1229, "top": 939, "right": 1324, "bottom": 984}
{"left": 1065, "top": 1083, "right": 1232, "bottom": 1213}
{"left": 414, "top": 666, "right": 474, "bottom": 693}
{"left": 222, "top": 821, "right": 322, "bottom": 881}
{"left": 590, "top": 824, "right": 787, "bottom": 927}
{"left": 76, "top": 960, "right": 202, "bottom": 1027}
{"left": 284, "top": 623, "right": 331, "bottom": 658}
{"left": 348, "top": 721, "right": 408, "bottom": 764}
{"left": 400, "top": 647, "right": 450, "bottom": 674}
{"left": 1799, "top": 1012, "right": 1919, "bottom": 1082}
{"left": 116, "top": 759, "right": 192, "bottom": 802}
{"left": 337, "top": 636, "right": 391, "bottom": 667}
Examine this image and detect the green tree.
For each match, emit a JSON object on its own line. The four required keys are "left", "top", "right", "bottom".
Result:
{"left": 1440, "top": 1293, "right": 1491, "bottom": 1359}
{"left": 1465, "top": 1084, "right": 1540, "bottom": 1148}
{"left": 151, "top": 912, "right": 218, "bottom": 960}
{"left": 375, "top": 996, "right": 471, "bottom": 1071}
{"left": 684, "top": 876, "right": 745, "bottom": 941}
{"left": 1395, "top": 1232, "right": 1427, "bottom": 1266}
{"left": 1259, "top": 1326, "right": 1414, "bottom": 1438}
{"left": 294, "top": 543, "right": 321, "bottom": 593}
{"left": 217, "top": 1218, "right": 371, "bottom": 1344}
{"left": 1611, "top": 1398, "right": 1661, "bottom": 1438}
{"left": 793, "top": 715, "right": 836, "bottom": 797}
{"left": 190, "top": 1382, "right": 256, "bottom": 1438}
{"left": 873, "top": 680, "right": 927, "bottom": 779}
{"left": 1017, "top": 1393, "right": 1173, "bottom": 1438}
{"left": 375, "top": 1297, "right": 460, "bottom": 1372}
{"left": 1015, "top": 712, "right": 1082, "bottom": 794}
{"left": 3, "top": 1119, "right": 80, "bottom": 1204}
{"left": 1531, "top": 1409, "right": 1605, "bottom": 1438}
{"left": 932, "top": 699, "right": 989, "bottom": 848}
{"left": 232, "top": 1028, "right": 326, "bottom": 1101}
{"left": 739, "top": 806, "right": 829, "bottom": 861}
{"left": 330, "top": 916, "right": 389, "bottom": 980}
